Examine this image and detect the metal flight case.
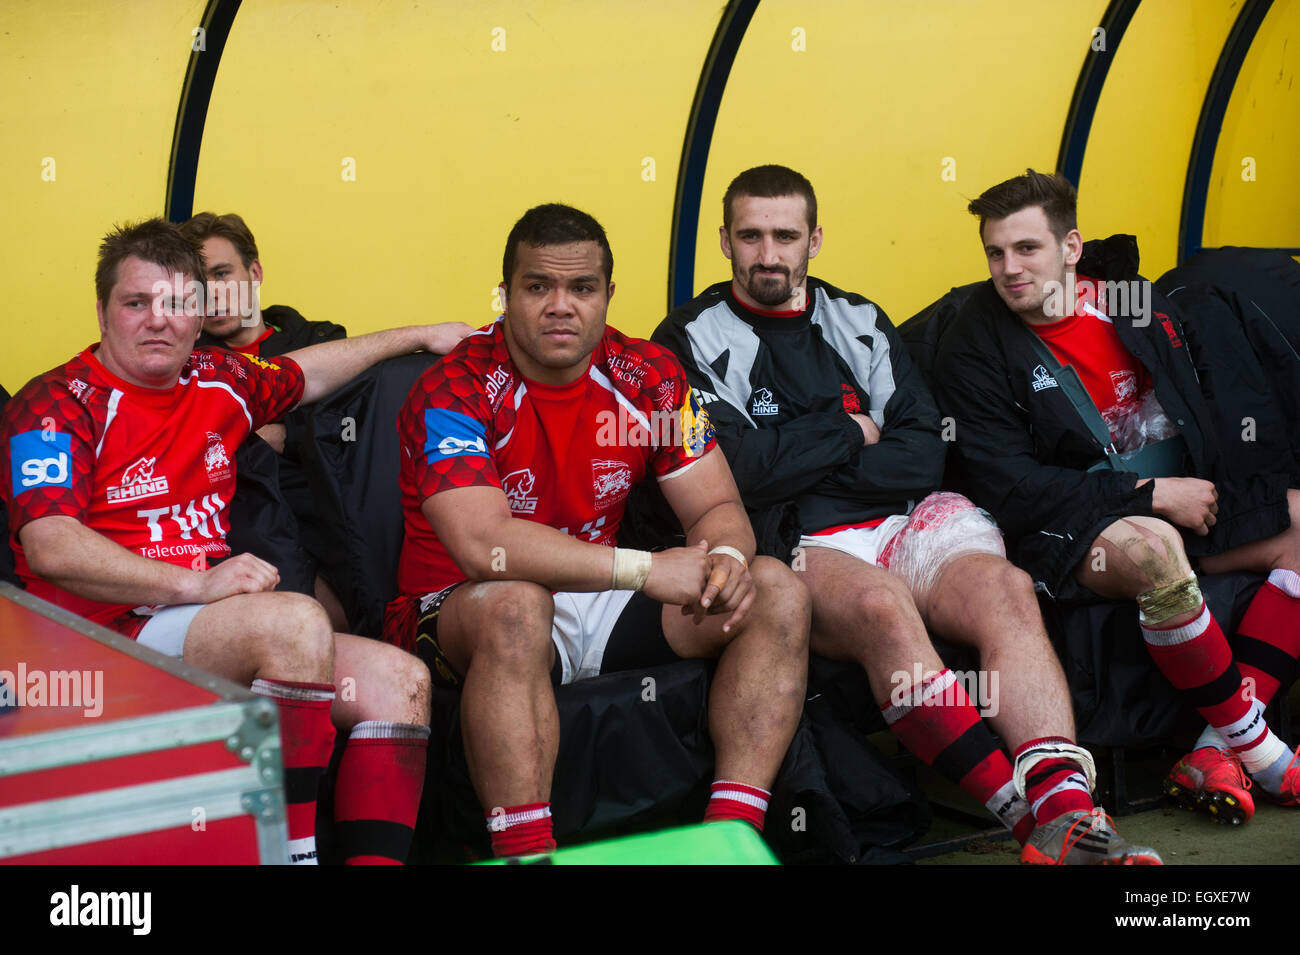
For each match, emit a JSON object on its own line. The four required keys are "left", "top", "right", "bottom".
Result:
{"left": 0, "top": 582, "right": 287, "bottom": 864}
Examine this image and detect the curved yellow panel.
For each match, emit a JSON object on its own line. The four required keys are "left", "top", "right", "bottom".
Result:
{"left": 1079, "top": 0, "right": 1238, "bottom": 276}
{"left": 0, "top": 0, "right": 206, "bottom": 391}
{"left": 192, "top": 0, "right": 721, "bottom": 344}
{"left": 695, "top": 0, "right": 1107, "bottom": 324}
{"left": 1204, "top": 0, "right": 1300, "bottom": 248}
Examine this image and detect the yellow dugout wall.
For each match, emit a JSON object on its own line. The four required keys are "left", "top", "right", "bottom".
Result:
{"left": 1, "top": 0, "right": 1296, "bottom": 392}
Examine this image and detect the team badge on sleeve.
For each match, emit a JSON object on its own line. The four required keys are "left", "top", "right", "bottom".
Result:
{"left": 244, "top": 354, "right": 278, "bottom": 372}
{"left": 423, "top": 408, "right": 489, "bottom": 461}
{"left": 10, "top": 430, "right": 72, "bottom": 495}
{"left": 679, "top": 387, "right": 716, "bottom": 458}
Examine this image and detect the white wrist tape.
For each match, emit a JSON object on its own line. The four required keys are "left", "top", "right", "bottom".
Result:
{"left": 707, "top": 545, "right": 748, "bottom": 567}
{"left": 612, "top": 547, "right": 653, "bottom": 591}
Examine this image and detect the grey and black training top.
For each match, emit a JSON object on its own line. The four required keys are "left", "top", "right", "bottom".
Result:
{"left": 652, "top": 278, "right": 946, "bottom": 536}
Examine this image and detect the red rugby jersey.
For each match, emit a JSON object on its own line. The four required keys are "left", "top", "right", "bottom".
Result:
{"left": 1, "top": 345, "right": 304, "bottom": 632}
{"left": 1030, "top": 274, "right": 1152, "bottom": 443}
{"left": 394, "top": 320, "right": 716, "bottom": 595}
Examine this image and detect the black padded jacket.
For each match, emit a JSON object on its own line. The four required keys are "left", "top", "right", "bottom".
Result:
{"left": 931, "top": 235, "right": 1290, "bottom": 596}
{"left": 653, "top": 279, "right": 945, "bottom": 538}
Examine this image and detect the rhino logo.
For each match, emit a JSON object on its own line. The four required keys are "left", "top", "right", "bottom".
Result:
{"left": 107, "top": 456, "right": 169, "bottom": 502}
{"left": 750, "top": 387, "right": 779, "bottom": 417}
{"left": 121, "top": 457, "right": 156, "bottom": 485}
{"left": 1031, "top": 365, "right": 1058, "bottom": 392}
{"left": 503, "top": 469, "right": 538, "bottom": 513}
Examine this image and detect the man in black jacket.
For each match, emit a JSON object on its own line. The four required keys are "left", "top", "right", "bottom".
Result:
{"left": 183, "top": 213, "right": 346, "bottom": 355}
{"left": 933, "top": 169, "right": 1300, "bottom": 825}
{"left": 181, "top": 212, "right": 472, "bottom": 453}
{"left": 654, "top": 165, "right": 1159, "bottom": 864}
{"left": 180, "top": 213, "right": 349, "bottom": 456}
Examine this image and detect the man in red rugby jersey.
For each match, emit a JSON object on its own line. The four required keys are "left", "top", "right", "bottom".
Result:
{"left": 384, "top": 203, "right": 810, "bottom": 857}
{"left": 2, "top": 217, "right": 466, "bottom": 864}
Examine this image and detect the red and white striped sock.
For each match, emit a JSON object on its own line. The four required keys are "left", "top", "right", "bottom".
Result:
{"left": 1143, "top": 601, "right": 1288, "bottom": 775}
{"left": 251, "top": 678, "right": 336, "bottom": 865}
{"left": 883, "top": 669, "right": 1033, "bottom": 844}
{"left": 1233, "top": 569, "right": 1300, "bottom": 706}
{"left": 487, "top": 802, "right": 555, "bottom": 858}
{"left": 704, "top": 780, "right": 770, "bottom": 832}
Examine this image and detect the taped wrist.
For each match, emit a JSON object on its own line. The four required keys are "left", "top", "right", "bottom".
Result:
{"left": 707, "top": 545, "right": 747, "bottom": 567}
{"left": 1137, "top": 573, "right": 1202, "bottom": 626}
{"left": 611, "top": 547, "right": 653, "bottom": 591}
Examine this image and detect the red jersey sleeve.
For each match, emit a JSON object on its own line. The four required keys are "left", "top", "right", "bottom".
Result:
{"left": 213, "top": 349, "right": 305, "bottom": 431}
{"left": 399, "top": 359, "right": 502, "bottom": 504}
{"left": 644, "top": 348, "right": 717, "bottom": 478}
{"left": 2, "top": 375, "right": 97, "bottom": 533}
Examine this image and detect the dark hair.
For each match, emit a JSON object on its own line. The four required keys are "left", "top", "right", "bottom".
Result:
{"left": 968, "top": 169, "right": 1078, "bottom": 240}
{"left": 96, "top": 218, "right": 207, "bottom": 305}
{"left": 178, "top": 211, "right": 260, "bottom": 267}
{"left": 502, "top": 204, "right": 613, "bottom": 289}
{"left": 723, "top": 164, "right": 818, "bottom": 232}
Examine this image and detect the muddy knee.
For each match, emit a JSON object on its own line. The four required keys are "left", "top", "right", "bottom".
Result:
{"left": 1101, "top": 517, "right": 1192, "bottom": 591}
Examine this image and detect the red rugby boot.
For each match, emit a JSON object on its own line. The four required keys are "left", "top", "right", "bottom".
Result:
{"left": 1163, "top": 747, "right": 1255, "bottom": 825}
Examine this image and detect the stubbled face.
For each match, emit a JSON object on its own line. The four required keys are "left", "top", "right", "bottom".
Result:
{"left": 199, "top": 235, "right": 262, "bottom": 344}
{"left": 95, "top": 256, "right": 202, "bottom": 388}
{"left": 721, "top": 194, "right": 822, "bottom": 311}
{"left": 501, "top": 241, "right": 613, "bottom": 385}
{"left": 981, "top": 205, "right": 1081, "bottom": 324}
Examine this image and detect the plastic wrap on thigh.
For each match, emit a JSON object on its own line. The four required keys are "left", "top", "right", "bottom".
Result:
{"left": 881, "top": 492, "right": 1007, "bottom": 601}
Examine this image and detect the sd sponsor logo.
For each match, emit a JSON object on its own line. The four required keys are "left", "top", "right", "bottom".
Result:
{"left": 438, "top": 436, "right": 488, "bottom": 455}
{"left": 10, "top": 430, "right": 73, "bottom": 495}
{"left": 424, "top": 408, "right": 489, "bottom": 460}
